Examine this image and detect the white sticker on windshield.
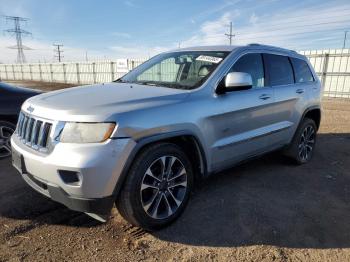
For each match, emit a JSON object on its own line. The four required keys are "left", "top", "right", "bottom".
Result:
{"left": 196, "top": 55, "right": 223, "bottom": 64}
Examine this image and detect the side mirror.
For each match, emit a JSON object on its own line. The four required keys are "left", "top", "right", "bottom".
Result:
{"left": 217, "top": 72, "right": 253, "bottom": 94}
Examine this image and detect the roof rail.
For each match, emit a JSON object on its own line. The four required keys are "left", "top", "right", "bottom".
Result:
{"left": 247, "top": 43, "right": 299, "bottom": 54}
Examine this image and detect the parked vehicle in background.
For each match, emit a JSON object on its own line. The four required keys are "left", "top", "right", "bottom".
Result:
{"left": 0, "top": 82, "right": 41, "bottom": 158}
{"left": 11, "top": 44, "right": 321, "bottom": 230}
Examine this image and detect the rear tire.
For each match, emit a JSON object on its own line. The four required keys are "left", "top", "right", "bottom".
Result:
{"left": 116, "top": 143, "right": 193, "bottom": 231}
{"left": 284, "top": 118, "right": 317, "bottom": 165}
{"left": 0, "top": 121, "right": 16, "bottom": 159}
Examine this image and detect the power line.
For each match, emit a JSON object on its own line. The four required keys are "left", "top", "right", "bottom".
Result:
{"left": 169, "top": 18, "right": 350, "bottom": 48}
{"left": 147, "top": 10, "right": 350, "bottom": 44}
{"left": 251, "top": 8, "right": 350, "bottom": 28}
{"left": 53, "top": 43, "right": 64, "bottom": 62}
{"left": 225, "top": 22, "right": 235, "bottom": 45}
{"left": 202, "top": 22, "right": 350, "bottom": 42}
{"left": 235, "top": 27, "right": 349, "bottom": 41}
{"left": 4, "top": 16, "right": 32, "bottom": 64}
{"left": 236, "top": 19, "right": 350, "bottom": 38}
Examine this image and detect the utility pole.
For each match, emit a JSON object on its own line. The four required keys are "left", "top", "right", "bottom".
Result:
{"left": 225, "top": 22, "right": 235, "bottom": 45}
{"left": 343, "top": 31, "right": 348, "bottom": 49}
{"left": 4, "top": 16, "right": 31, "bottom": 64}
{"left": 53, "top": 43, "right": 64, "bottom": 62}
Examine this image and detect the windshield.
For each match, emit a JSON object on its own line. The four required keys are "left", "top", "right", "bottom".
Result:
{"left": 116, "top": 51, "right": 229, "bottom": 90}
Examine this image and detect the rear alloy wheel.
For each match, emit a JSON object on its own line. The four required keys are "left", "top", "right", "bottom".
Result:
{"left": 284, "top": 118, "right": 317, "bottom": 164}
{"left": 116, "top": 143, "right": 193, "bottom": 230}
{"left": 0, "top": 121, "right": 16, "bottom": 159}
{"left": 298, "top": 124, "right": 316, "bottom": 162}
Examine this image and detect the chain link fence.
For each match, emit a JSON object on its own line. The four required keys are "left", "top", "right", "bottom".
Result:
{"left": 1, "top": 49, "right": 350, "bottom": 98}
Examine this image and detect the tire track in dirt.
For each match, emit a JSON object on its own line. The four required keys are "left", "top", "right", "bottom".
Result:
{"left": 3, "top": 208, "right": 77, "bottom": 241}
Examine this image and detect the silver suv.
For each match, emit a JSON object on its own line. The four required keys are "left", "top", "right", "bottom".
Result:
{"left": 11, "top": 44, "right": 321, "bottom": 230}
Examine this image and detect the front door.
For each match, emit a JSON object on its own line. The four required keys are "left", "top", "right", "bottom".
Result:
{"left": 208, "top": 53, "right": 276, "bottom": 171}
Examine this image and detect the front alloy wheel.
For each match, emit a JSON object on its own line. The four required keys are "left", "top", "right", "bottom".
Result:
{"left": 0, "top": 121, "right": 15, "bottom": 159}
{"left": 140, "top": 156, "right": 188, "bottom": 220}
{"left": 116, "top": 143, "right": 193, "bottom": 230}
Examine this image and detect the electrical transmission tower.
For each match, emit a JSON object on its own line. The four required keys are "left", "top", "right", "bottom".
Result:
{"left": 4, "top": 16, "right": 31, "bottom": 64}
{"left": 53, "top": 43, "right": 64, "bottom": 62}
{"left": 225, "top": 22, "right": 235, "bottom": 45}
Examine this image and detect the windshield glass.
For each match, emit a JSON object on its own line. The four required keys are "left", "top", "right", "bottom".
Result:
{"left": 117, "top": 51, "right": 229, "bottom": 90}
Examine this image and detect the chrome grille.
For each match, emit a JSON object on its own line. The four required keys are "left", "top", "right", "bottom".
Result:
{"left": 16, "top": 112, "right": 53, "bottom": 152}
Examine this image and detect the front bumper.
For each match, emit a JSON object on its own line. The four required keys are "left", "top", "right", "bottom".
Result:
{"left": 11, "top": 134, "right": 136, "bottom": 215}
{"left": 22, "top": 171, "right": 115, "bottom": 215}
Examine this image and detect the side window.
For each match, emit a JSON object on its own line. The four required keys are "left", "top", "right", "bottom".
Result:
{"left": 264, "top": 54, "right": 294, "bottom": 86}
{"left": 290, "top": 57, "right": 314, "bottom": 83}
{"left": 229, "top": 53, "right": 264, "bottom": 88}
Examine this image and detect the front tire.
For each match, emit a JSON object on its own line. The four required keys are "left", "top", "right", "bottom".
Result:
{"left": 0, "top": 121, "right": 16, "bottom": 159}
{"left": 116, "top": 143, "right": 194, "bottom": 231}
{"left": 284, "top": 118, "right": 317, "bottom": 165}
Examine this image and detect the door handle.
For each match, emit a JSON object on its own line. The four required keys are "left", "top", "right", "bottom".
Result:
{"left": 296, "top": 89, "right": 305, "bottom": 94}
{"left": 259, "top": 94, "right": 271, "bottom": 100}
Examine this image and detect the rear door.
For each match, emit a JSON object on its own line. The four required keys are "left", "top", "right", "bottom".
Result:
{"left": 290, "top": 56, "right": 319, "bottom": 109}
{"left": 263, "top": 53, "right": 304, "bottom": 147}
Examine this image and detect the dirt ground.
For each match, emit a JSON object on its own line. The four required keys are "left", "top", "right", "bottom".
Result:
{"left": 1, "top": 81, "right": 350, "bottom": 262}
{"left": 5, "top": 80, "right": 78, "bottom": 92}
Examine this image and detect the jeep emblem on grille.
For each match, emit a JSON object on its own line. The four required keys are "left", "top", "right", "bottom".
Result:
{"left": 27, "top": 105, "right": 34, "bottom": 113}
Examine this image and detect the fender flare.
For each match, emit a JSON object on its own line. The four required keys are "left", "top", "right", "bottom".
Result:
{"left": 290, "top": 106, "right": 321, "bottom": 141}
{"left": 300, "top": 106, "right": 321, "bottom": 129}
{"left": 112, "top": 130, "right": 208, "bottom": 197}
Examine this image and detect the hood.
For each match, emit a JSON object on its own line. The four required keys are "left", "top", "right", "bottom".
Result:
{"left": 22, "top": 82, "right": 190, "bottom": 122}
{"left": 1, "top": 82, "right": 42, "bottom": 97}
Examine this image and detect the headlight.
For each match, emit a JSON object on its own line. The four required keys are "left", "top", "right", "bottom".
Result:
{"left": 60, "top": 123, "right": 116, "bottom": 143}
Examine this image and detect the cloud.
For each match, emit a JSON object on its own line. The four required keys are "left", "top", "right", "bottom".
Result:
{"left": 124, "top": 0, "right": 137, "bottom": 7}
{"left": 181, "top": 2, "right": 350, "bottom": 50}
{"left": 109, "top": 46, "right": 139, "bottom": 54}
{"left": 232, "top": 3, "right": 350, "bottom": 49}
{"left": 111, "top": 32, "right": 131, "bottom": 39}
{"left": 181, "top": 11, "right": 240, "bottom": 47}
{"left": 0, "top": 36, "right": 107, "bottom": 63}
{"left": 249, "top": 13, "right": 258, "bottom": 25}
{"left": 1, "top": 0, "right": 350, "bottom": 63}
{"left": 0, "top": 0, "right": 29, "bottom": 17}
{"left": 190, "top": 0, "right": 242, "bottom": 23}
{"left": 109, "top": 45, "right": 174, "bottom": 58}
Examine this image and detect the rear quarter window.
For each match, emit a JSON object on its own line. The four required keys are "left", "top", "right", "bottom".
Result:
{"left": 264, "top": 54, "right": 294, "bottom": 86}
{"left": 290, "top": 57, "right": 314, "bottom": 83}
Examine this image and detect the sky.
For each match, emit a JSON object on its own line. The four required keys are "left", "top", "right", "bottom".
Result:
{"left": 0, "top": 0, "right": 350, "bottom": 63}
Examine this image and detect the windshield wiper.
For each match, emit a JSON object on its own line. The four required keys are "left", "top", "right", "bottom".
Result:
{"left": 157, "top": 82, "right": 190, "bottom": 90}
{"left": 129, "top": 80, "right": 189, "bottom": 90}
{"left": 113, "top": 78, "right": 129, "bottom": 83}
{"left": 134, "top": 81, "right": 162, "bottom": 87}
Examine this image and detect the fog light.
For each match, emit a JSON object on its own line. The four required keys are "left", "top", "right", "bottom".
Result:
{"left": 58, "top": 170, "right": 81, "bottom": 185}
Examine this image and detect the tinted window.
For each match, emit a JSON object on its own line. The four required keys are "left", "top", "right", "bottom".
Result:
{"left": 291, "top": 57, "right": 314, "bottom": 83}
{"left": 229, "top": 53, "right": 264, "bottom": 88}
{"left": 264, "top": 54, "right": 294, "bottom": 86}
